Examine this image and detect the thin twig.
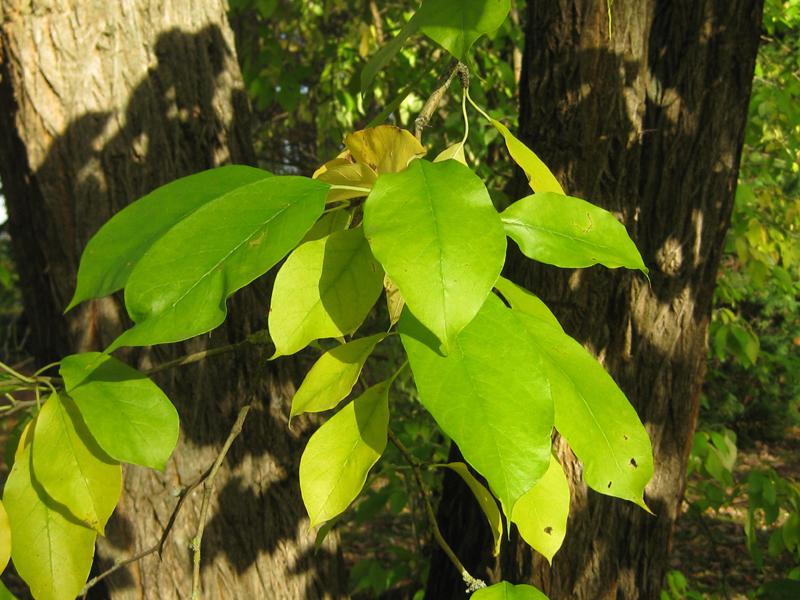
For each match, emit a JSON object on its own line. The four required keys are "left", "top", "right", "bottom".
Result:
{"left": 145, "top": 331, "right": 269, "bottom": 376}
{"left": 387, "top": 430, "right": 486, "bottom": 592}
{"left": 414, "top": 62, "right": 462, "bottom": 141}
{"left": 191, "top": 402, "right": 254, "bottom": 599}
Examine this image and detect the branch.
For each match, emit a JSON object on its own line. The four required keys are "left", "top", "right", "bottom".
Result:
{"left": 191, "top": 401, "right": 254, "bottom": 599}
{"left": 414, "top": 62, "right": 465, "bottom": 141}
{"left": 387, "top": 430, "right": 487, "bottom": 592}
{"left": 146, "top": 329, "right": 270, "bottom": 376}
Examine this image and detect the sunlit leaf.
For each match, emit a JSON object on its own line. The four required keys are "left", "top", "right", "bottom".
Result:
{"left": 344, "top": 125, "right": 426, "bottom": 174}
{"left": 513, "top": 310, "right": 653, "bottom": 509}
{"left": 502, "top": 193, "right": 648, "bottom": 273}
{"left": 434, "top": 142, "right": 467, "bottom": 165}
{"left": 418, "top": 0, "right": 511, "bottom": 60}
{"left": 300, "top": 380, "right": 390, "bottom": 527}
{"left": 384, "top": 275, "right": 405, "bottom": 327}
{"left": 313, "top": 156, "right": 377, "bottom": 202}
{"left": 365, "top": 159, "right": 506, "bottom": 352}
{"left": 109, "top": 176, "right": 327, "bottom": 350}
{"left": 0, "top": 500, "right": 10, "bottom": 574}
{"left": 3, "top": 423, "right": 96, "bottom": 600}
{"left": 67, "top": 165, "right": 273, "bottom": 311}
{"left": 270, "top": 227, "right": 384, "bottom": 357}
{"left": 494, "top": 277, "right": 562, "bottom": 331}
{"left": 60, "top": 352, "right": 179, "bottom": 471}
{"left": 290, "top": 333, "right": 385, "bottom": 422}
{"left": 511, "top": 455, "right": 570, "bottom": 563}
{"left": 400, "top": 295, "right": 552, "bottom": 516}
{"left": 490, "top": 119, "right": 564, "bottom": 194}
{"left": 31, "top": 393, "right": 121, "bottom": 534}
{"left": 471, "top": 581, "right": 550, "bottom": 599}
{"left": 435, "top": 462, "right": 502, "bottom": 556}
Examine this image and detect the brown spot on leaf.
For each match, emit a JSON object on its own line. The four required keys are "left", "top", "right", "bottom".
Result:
{"left": 544, "top": 526, "right": 553, "bottom": 535}
{"left": 630, "top": 457, "right": 638, "bottom": 468}
{"left": 607, "top": 481, "right": 612, "bottom": 488}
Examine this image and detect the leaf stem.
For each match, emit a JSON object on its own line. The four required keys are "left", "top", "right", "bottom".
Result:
{"left": 328, "top": 184, "right": 372, "bottom": 194}
{"left": 387, "top": 429, "right": 487, "bottom": 590}
{"left": 464, "top": 86, "right": 493, "bottom": 123}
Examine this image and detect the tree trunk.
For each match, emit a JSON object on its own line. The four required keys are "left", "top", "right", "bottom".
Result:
{"left": 426, "top": 1, "right": 763, "bottom": 598}
{"left": 0, "top": 1, "right": 345, "bottom": 598}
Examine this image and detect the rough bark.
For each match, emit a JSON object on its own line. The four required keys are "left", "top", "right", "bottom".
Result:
{"left": 0, "top": 1, "right": 345, "bottom": 598}
{"left": 426, "top": 1, "right": 763, "bottom": 598}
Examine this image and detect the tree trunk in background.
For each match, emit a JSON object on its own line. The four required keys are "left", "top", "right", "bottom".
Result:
{"left": 0, "top": 1, "right": 345, "bottom": 598}
{"left": 426, "top": 1, "right": 763, "bottom": 598}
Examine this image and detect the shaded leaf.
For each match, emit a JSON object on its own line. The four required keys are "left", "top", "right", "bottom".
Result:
{"left": 361, "top": 13, "right": 422, "bottom": 94}
{"left": 290, "top": 333, "right": 386, "bottom": 422}
{"left": 67, "top": 165, "right": 273, "bottom": 311}
{"left": 502, "top": 193, "right": 647, "bottom": 273}
{"left": 270, "top": 227, "right": 384, "bottom": 357}
{"left": 400, "top": 295, "right": 552, "bottom": 516}
{"left": 31, "top": 393, "right": 121, "bottom": 534}
{"left": 345, "top": 125, "right": 426, "bottom": 174}
{"left": 434, "top": 142, "right": 467, "bottom": 165}
{"left": 365, "top": 159, "right": 506, "bottom": 352}
{"left": 511, "top": 455, "right": 570, "bottom": 563}
{"left": 313, "top": 156, "right": 377, "bottom": 202}
{"left": 435, "top": 462, "right": 502, "bottom": 556}
{"left": 300, "top": 380, "right": 390, "bottom": 526}
{"left": 110, "top": 176, "right": 327, "bottom": 350}
{"left": 3, "top": 422, "right": 96, "bottom": 600}
{"left": 384, "top": 275, "right": 405, "bottom": 327}
{"left": 418, "top": 0, "right": 511, "bottom": 60}
{"left": 61, "top": 353, "right": 179, "bottom": 471}
{"left": 490, "top": 119, "right": 564, "bottom": 194}
{"left": 301, "top": 210, "right": 353, "bottom": 244}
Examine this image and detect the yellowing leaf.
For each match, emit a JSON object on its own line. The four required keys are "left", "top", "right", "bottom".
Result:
{"left": 511, "top": 454, "right": 570, "bottom": 563}
{"left": 290, "top": 333, "right": 385, "bottom": 422}
{"left": 436, "top": 462, "right": 502, "bottom": 556}
{"left": 0, "top": 500, "right": 10, "bottom": 574}
{"left": 313, "top": 157, "right": 377, "bottom": 202}
{"left": 31, "top": 393, "right": 121, "bottom": 534}
{"left": 490, "top": 119, "right": 564, "bottom": 194}
{"left": 300, "top": 380, "right": 390, "bottom": 527}
{"left": 3, "top": 421, "right": 96, "bottom": 600}
{"left": 345, "top": 125, "right": 426, "bottom": 173}
{"left": 434, "top": 142, "right": 467, "bottom": 165}
{"left": 384, "top": 275, "right": 405, "bottom": 327}
{"left": 270, "top": 227, "right": 384, "bottom": 357}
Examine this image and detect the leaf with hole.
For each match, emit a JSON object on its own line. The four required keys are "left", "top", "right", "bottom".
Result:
{"left": 418, "top": 0, "right": 511, "bottom": 60}
{"left": 399, "top": 295, "right": 552, "bottom": 516}
{"left": 270, "top": 227, "right": 384, "bottom": 357}
{"left": 490, "top": 119, "right": 564, "bottom": 194}
{"left": 31, "top": 393, "right": 121, "bottom": 534}
{"left": 299, "top": 379, "right": 390, "bottom": 527}
{"left": 67, "top": 165, "right": 273, "bottom": 311}
{"left": 365, "top": 159, "right": 506, "bottom": 352}
{"left": 60, "top": 352, "right": 179, "bottom": 471}
{"left": 511, "top": 454, "right": 570, "bottom": 563}
{"left": 290, "top": 333, "right": 386, "bottom": 423}
{"left": 108, "top": 175, "right": 328, "bottom": 350}
{"left": 3, "top": 423, "right": 96, "bottom": 600}
{"left": 513, "top": 310, "right": 653, "bottom": 509}
{"left": 502, "top": 193, "right": 648, "bottom": 273}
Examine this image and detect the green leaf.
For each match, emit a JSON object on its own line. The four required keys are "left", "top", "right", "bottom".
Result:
{"left": 31, "top": 393, "right": 121, "bottom": 534}
{"left": 270, "top": 227, "right": 384, "bottom": 357}
{"left": 511, "top": 455, "right": 570, "bottom": 563}
{"left": 360, "top": 12, "right": 422, "bottom": 94}
{"left": 502, "top": 193, "right": 648, "bottom": 273}
{"left": 365, "top": 159, "right": 506, "bottom": 352}
{"left": 0, "top": 500, "right": 9, "bottom": 573}
{"left": 60, "top": 352, "right": 179, "bottom": 471}
{"left": 3, "top": 422, "right": 96, "bottom": 600}
{"left": 471, "top": 581, "right": 550, "bottom": 600}
{"left": 384, "top": 275, "right": 405, "bottom": 328}
{"left": 299, "top": 380, "right": 390, "bottom": 527}
{"left": 67, "top": 165, "right": 273, "bottom": 311}
{"left": 435, "top": 462, "right": 502, "bottom": 556}
{"left": 489, "top": 119, "right": 564, "bottom": 194}
{"left": 400, "top": 295, "right": 553, "bottom": 516}
{"left": 290, "top": 333, "right": 386, "bottom": 422}
{"left": 109, "top": 175, "right": 327, "bottom": 350}
{"left": 434, "top": 142, "right": 467, "bottom": 165}
{"left": 513, "top": 311, "right": 653, "bottom": 509}
{"left": 418, "top": 0, "right": 511, "bottom": 60}
{"left": 301, "top": 210, "right": 353, "bottom": 244}
{"left": 494, "top": 277, "right": 562, "bottom": 331}
{"left": 0, "top": 579, "right": 18, "bottom": 600}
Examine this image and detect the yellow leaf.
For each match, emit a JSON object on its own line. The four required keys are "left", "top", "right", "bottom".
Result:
{"left": 313, "top": 156, "right": 377, "bottom": 202}
{"left": 0, "top": 500, "right": 10, "bottom": 574}
{"left": 434, "top": 142, "right": 467, "bottom": 165}
{"left": 490, "top": 118, "right": 564, "bottom": 194}
{"left": 345, "top": 125, "right": 426, "bottom": 174}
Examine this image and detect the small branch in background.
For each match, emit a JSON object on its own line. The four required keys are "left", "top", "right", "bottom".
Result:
{"left": 387, "top": 430, "right": 487, "bottom": 592}
{"left": 414, "top": 62, "right": 463, "bottom": 141}
{"left": 145, "top": 329, "right": 270, "bottom": 376}
{"left": 191, "top": 401, "right": 254, "bottom": 599}
{"left": 369, "top": 0, "right": 385, "bottom": 44}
